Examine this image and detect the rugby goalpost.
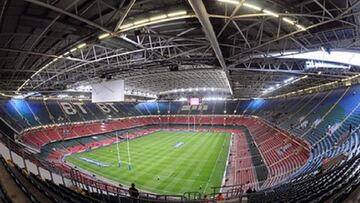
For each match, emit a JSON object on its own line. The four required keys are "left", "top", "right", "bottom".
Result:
{"left": 115, "top": 131, "right": 132, "bottom": 170}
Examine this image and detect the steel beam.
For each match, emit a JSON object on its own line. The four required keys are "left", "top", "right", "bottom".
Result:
{"left": 188, "top": 0, "right": 233, "bottom": 94}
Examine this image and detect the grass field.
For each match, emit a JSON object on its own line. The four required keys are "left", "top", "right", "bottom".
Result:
{"left": 65, "top": 131, "right": 231, "bottom": 195}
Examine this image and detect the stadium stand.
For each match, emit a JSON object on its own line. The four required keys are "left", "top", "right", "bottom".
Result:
{"left": 1, "top": 84, "right": 360, "bottom": 202}
{"left": 1, "top": 0, "right": 360, "bottom": 202}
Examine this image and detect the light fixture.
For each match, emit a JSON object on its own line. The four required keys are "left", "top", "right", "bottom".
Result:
{"left": 77, "top": 43, "right": 87, "bottom": 49}
{"left": 243, "top": 3, "right": 262, "bottom": 11}
{"left": 280, "top": 50, "right": 360, "bottom": 67}
{"left": 282, "top": 17, "right": 295, "bottom": 25}
{"left": 167, "top": 11, "right": 187, "bottom": 17}
{"left": 150, "top": 15, "right": 167, "bottom": 21}
{"left": 296, "top": 24, "right": 307, "bottom": 31}
{"left": 263, "top": 9, "right": 279, "bottom": 18}
{"left": 119, "top": 23, "right": 134, "bottom": 29}
{"left": 218, "top": 0, "right": 238, "bottom": 5}
{"left": 117, "top": 11, "right": 190, "bottom": 32}
{"left": 70, "top": 48, "right": 77, "bottom": 52}
{"left": 134, "top": 19, "right": 149, "bottom": 25}
{"left": 98, "top": 33, "right": 110, "bottom": 40}
{"left": 284, "top": 77, "right": 295, "bottom": 84}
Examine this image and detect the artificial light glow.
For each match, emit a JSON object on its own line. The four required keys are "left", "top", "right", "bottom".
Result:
{"left": 70, "top": 48, "right": 77, "bottom": 52}
{"left": 98, "top": 33, "right": 110, "bottom": 40}
{"left": 77, "top": 43, "right": 87, "bottom": 49}
{"left": 318, "top": 71, "right": 322, "bottom": 75}
{"left": 178, "top": 97, "right": 187, "bottom": 101}
{"left": 296, "top": 24, "right": 307, "bottom": 31}
{"left": 280, "top": 50, "right": 360, "bottom": 67}
{"left": 263, "top": 9, "right": 279, "bottom": 18}
{"left": 218, "top": 0, "right": 238, "bottom": 5}
{"left": 134, "top": 19, "right": 149, "bottom": 25}
{"left": 63, "top": 52, "right": 70, "bottom": 56}
{"left": 282, "top": 17, "right": 295, "bottom": 25}
{"left": 305, "top": 60, "right": 350, "bottom": 69}
{"left": 119, "top": 23, "right": 134, "bottom": 29}
{"left": 57, "top": 94, "right": 69, "bottom": 98}
{"left": 284, "top": 77, "right": 295, "bottom": 84}
{"left": 150, "top": 15, "right": 167, "bottom": 21}
{"left": 203, "top": 97, "right": 225, "bottom": 101}
{"left": 118, "top": 13, "right": 192, "bottom": 32}
{"left": 262, "top": 76, "right": 308, "bottom": 96}
{"left": 243, "top": 3, "right": 262, "bottom": 11}
{"left": 167, "top": 11, "right": 187, "bottom": 17}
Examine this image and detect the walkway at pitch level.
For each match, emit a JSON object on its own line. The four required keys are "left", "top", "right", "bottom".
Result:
{"left": 241, "top": 126, "right": 268, "bottom": 188}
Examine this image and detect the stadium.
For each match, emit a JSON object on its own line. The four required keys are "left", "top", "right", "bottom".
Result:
{"left": 0, "top": 0, "right": 359, "bottom": 202}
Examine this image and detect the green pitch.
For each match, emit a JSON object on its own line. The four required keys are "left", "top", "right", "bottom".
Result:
{"left": 65, "top": 131, "right": 231, "bottom": 195}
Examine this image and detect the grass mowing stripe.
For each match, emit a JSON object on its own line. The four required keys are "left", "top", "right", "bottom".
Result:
{"left": 66, "top": 131, "right": 230, "bottom": 195}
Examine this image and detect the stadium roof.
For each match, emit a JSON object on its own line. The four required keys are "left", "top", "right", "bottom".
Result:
{"left": 1, "top": 0, "right": 360, "bottom": 98}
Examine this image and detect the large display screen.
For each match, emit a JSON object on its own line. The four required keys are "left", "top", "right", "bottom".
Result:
{"left": 190, "top": 98, "right": 200, "bottom": 105}
{"left": 91, "top": 79, "right": 125, "bottom": 103}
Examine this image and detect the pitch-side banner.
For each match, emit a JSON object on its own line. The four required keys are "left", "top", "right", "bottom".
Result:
{"left": 91, "top": 79, "right": 125, "bottom": 103}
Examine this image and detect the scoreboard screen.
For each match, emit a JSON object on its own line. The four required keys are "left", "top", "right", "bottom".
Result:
{"left": 190, "top": 98, "right": 200, "bottom": 105}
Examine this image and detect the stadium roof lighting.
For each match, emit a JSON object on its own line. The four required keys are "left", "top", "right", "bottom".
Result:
{"left": 70, "top": 48, "right": 77, "bottom": 52}
{"left": 284, "top": 77, "right": 295, "bottom": 84}
{"left": 119, "top": 23, "right": 134, "bottom": 29}
{"left": 98, "top": 33, "right": 110, "bottom": 40}
{"left": 280, "top": 50, "right": 360, "bottom": 66}
{"left": 117, "top": 11, "right": 190, "bottom": 32}
{"left": 263, "top": 9, "right": 279, "bottom": 18}
{"left": 77, "top": 43, "right": 87, "bottom": 49}
{"left": 150, "top": 14, "right": 167, "bottom": 21}
{"left": 282, "top": 17, "right": 295, "bottom": 25}
{"left": 57, "top": 94, "right": 69, "bottom": 98}
{"left": 243, "top": 3, "right": 261, "bottom": 11}
{"left": 203, "top": 97, "right": 225, "bottom": 101}
{"left": 134, "top": 19, "right": 149, "bottom": 25}
{"left": 217, "top": 0, "right": 239, "bottom": 5}
{"left": 305, "top": 60, "right": 351, "bottom": 69}
{"left": 295, "top": 24, "right": 307, "bottom": 31}
{"left": 261, "top": 75, "right": 308, "bottom": 96}
{"left": 218, "top": 0, "right": 306, "bottom": 32}
{"left": 167, "top": 11, "right": 187, "bottom": 17}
